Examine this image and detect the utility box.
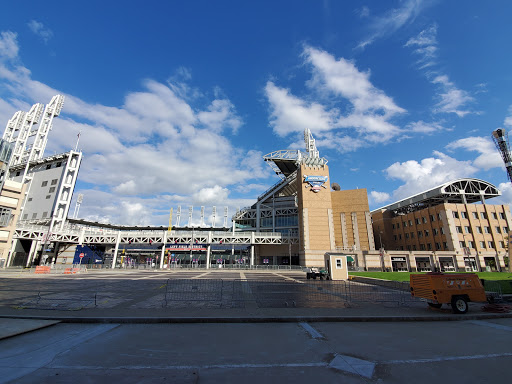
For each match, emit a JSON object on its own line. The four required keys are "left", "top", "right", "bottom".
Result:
{"left": 324, "top": 253, "right": 348, "bottom": 280}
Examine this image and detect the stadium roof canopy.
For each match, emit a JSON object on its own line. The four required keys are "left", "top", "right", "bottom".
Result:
{"left": 372, "top": 178, "right": 501, "bottom": 215}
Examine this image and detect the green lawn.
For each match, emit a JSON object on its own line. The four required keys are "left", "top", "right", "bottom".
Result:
{"left": 349, "top": 271, "right": 512, "bottom": 293}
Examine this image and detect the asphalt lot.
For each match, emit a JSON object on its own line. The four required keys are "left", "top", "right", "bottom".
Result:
{"left": 1, "top": 317, "right": 512, "bottom": 383}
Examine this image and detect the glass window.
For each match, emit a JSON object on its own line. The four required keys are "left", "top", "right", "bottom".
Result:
{"left": 46, "top": 164, "right": 51, "bottom": 170}
{"left": 405, "top": 233, "right": 409, "bottom": 239}
{"left": 409, "top": 220, "right": 413, "bottom": 226}
{"left": 32, "top": 213, "right": 37, "bottom": 219}
{"left": 476, "top": 226, "right": 482, "bottom": 234}
{"left": 51, "top": 179, "right": 58, "bottom": 185}
{"left": 56, "top": 162, "right": 62, "bottom": 167}
{"left": 481, "top": 212, "right": 487, "bottom": 219}
{"left": 456, "top": 226, "right": 462, "bottom": 233}
{"left": 459, "top": 241, "right": 465, "bottom": 248}
{"left": 417, "top": 231, "right": 423, "bottom": 238}
{"left": 433, "top": 228, "right": 439, "bottom": 235}
{"left": 420, "top": 244, "right": 426, "bottom": 250}
{"left": 41, "top": 180, "right": 48, "bottom": 187}
{"left": 500, "top": 212, "right": 506, "bottom": 220}
{"left": 437, "top": 213, "right": 442, "bottom": 221}
{"left": 424, "top": 230, "right": 429, "bottom": 237}
{"left": 492, "top": 212, "right": 498, "bottom": 220}
{"left": 484, "top": 226, "right": 490, "bottom": 234}
{"left": 430, "top": 215, "right": 435, "bottom": 222}
{"left": 488, "top": 241, "right": 494, "bottom": 249}
{"left": 500, "top": 241, "right": 505, "bottom": 248}
{"left": 443, "top": 242, "right": 448, "bottom": 250}
{"left": 480, "top": 241, "right": 486, "bottom": 248}
{"left": 504, "top": 227, "right": 509, "bottom": 234}
{"left": 464, "top": 226, "right": 471, "bottom": 234}
{"left": 435, "top": 242, "right": 441, "bottom": 250}
{"left": 468, "top": 241, "right": 475, "bottom": 248}
{"left": 472, "top": 212, "right": 478, "bottom": 219}
{"left": 42, "top": 212, "right": 47, "bottom": 218}
{"left": 397, "top": 223, "right": 400, "bottom": 229}
{"left": 46, "top": 195, "right": 51, "bottom": 199}
{"left": 403, "top": 221, "right": 407, "bottom": 228}
{"left": 427, "top": 243, "right": 432, "bottom": 250}
{"left": 415, "top": 218, "right": 420, "bottom": 225}
{"left": 422, "top": 217, "right": 427, "bottom": 223}
{"left": 411, "top": 232, "right": 415, "bottom": 239}
{"left": 453, "top": 212, "right": 459, "bottom": 219}
{"left": 412, "top": 245, "right": 417, "bottom": 251}
{"left": 23, "top": 214, "right": 28, "bottom": 220}
{"left": 392, "top": 224, "right": 395, "bottom": 229}
{"left": 460, "top": 212, "right": 467, "bottom": 219}
{"left": 49, "top": 187, "right": 56, "bottom": 193}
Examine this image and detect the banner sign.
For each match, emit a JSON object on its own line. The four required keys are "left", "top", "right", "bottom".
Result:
{"left": 166, "top": 244, "right": 207, "bottom": 251}
{"left": 303, "top": 175, "right": 328, "bottom": 192}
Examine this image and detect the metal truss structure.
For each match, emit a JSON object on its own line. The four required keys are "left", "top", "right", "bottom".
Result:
{"left": 492, "top": 128, "right": 512, "bottom": 182}
{"left": 375, "top": 178, "right": 501, "bottom": 215}
{"left": 13, "top": 223, "right": 299, "bottom": 246}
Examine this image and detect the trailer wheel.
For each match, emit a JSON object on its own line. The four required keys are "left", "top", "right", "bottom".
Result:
{"left": 428, "top": 303, "right": 442, "bottom": 309}
{"left": 307, "top": 273, "right": 311, "bottom": 280}
{"left": 451, "top": 296, "right": 468, "bottom": 314}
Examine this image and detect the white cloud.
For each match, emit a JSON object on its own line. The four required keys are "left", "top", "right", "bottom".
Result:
{"left": 406, "top": 26, "right": 476, "bottom": 117}
{"left": 0, "top": 31, "right": 19, "bottom": 60}
{"left": 370, "top": 190, "right": 391, "bottom": 204}
{"left": 27, "top": 20, "right": 53, "bottom": 43}
{"left": 0, "top": 30, "right": 266, "bottom": 226}
{"left": 265, "top": 81, "right": 335, "bottom": 136}
{"left": 265, "top": 47, "right": 406, "bottom": 151}
{"left": 385, "top": 151, "right": 478, "bottom": 200}
{"left": 406, "top": 120, "right": 446, "bottom": 134}
{"left": 356, "top": 0, "right": 431, "bottom": 49}
{"left": 305, "top": 46, "right": 405, "bottom": 116}
{"left": 446, "top": 136, "right": 503, "bottom": 170}
{"left": 504, "top": 105, "right": 512, "bottom": 127}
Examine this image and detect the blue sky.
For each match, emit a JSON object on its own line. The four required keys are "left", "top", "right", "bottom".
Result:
{"left": 1, "top": 0, "right": 512, "bottom": 226}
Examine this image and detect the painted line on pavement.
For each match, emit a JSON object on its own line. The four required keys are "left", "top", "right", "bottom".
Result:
{"left": 191, "top": 272, "right": 212, "bottom": 279}
{"left": 467, "top": 320, "right": 512, "bottom": 332}
{"left": 272, "top": 272, "right": 304, "bottom": 283}
{"left": 299, "top": 322, "right": 324, "bottom": 339}
{"left": 386, "top": 352, "right": 512, "bottom": 365}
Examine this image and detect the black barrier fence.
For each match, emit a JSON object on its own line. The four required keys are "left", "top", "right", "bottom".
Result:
{"left": 163, "top": 279, "right": 417, "bottom": 309}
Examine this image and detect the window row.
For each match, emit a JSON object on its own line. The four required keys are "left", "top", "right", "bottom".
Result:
{"left": 455, "top": 225, "right": 508, "bottom": 234}
{"left": 453, "top": 211, "right": 506, "bottom": 220}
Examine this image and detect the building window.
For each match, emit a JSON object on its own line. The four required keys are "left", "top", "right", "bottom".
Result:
{"left": 495, "top": 226, "right": 502, "bottom": 234}
{"left": 472, "top": 212, "right": 478, "bottom": 219}
{"left": 435, "top": 242, "right": 441, "bottom": 250}
{"left": 407, "top": 245, "right": 411, "bottom": 251}
{"left": 394, "top": 235, "right": 397, "bottom": 241}
{"left": 417, "top": 231, "right": 423, "bottom": 238}
{"left": 49, "top": 187, "right": 56, "bottom": 193}
{"left": 415, "top": 218, "right": 420, "bottom": 225}
{"left": 481, "top": 212, "right": 487, "bottom": 219}
{"left": 476, "top": 226, "right": 482, "bottom": 234}
{"left": 23, "top": 214, "right": 28, "bottom": 220}
{"left": 412, "top": 245, "right": 417, "bottom": 251}
{"left": 420, "top": 244, "right": 426, "bottom": 250}
{"left": 399, "top": 234, "right": 402, "bottom": 240}
{"left": 500, "top": 241, "right": 505, "bottom": 249}
{"left": 409, "top": 220, "right": 413, "bottom": 226}
{"left": 403, "top": 221, "right": 407, "bottom": 228}
{"left": 46, "top": 195, "right": 51, "bottom": 199}
{"left": 488, "top": 241, "right": 495, "bottom": 249}
{"left": 427, "top": 243, "right": 432, "bottom": 250}
{"left": 459, "top": 241, "right": 465, "bottom": 248}
{"left": 392, "top": 224, "right": 395, "bottom": 229}
{"left": 500, "top": 212, "right": 506, "bottom": 220}
{"left": 405, "top": 233, "right": 409, "bottom": 239}
{"left": 336, "top": 259, "right": 342, "bottom": 269}
{"left": 28, "top": 197, "right": 32, "bottom": 202}
{"left": 51, "top": 179, "right": 58, "bottom": 185}
{"left": 32, "top": 213, "right": 37, "bottom": 219}
{"left": 480, "top": 241, "right": 486, "bottom": 249}
{"left": 440, "top": 227, "right": 445, "bottom": 235}
{"left": 437, "top": 213, "right": 442, "bottom": 221}
{"left": 425, "top": 230, "right": 429, "bottom": 237}
{"left": 46, "top": 164, "right": 51, "bottom": 170}
{"left": 492, "top": 212, "right": 498, "bottom": 220}
{"left": 468, "top": 241, "right": 475, "bottom": 249}
{"left": 397, "top": 223, "right": 400, "bottom": 229}
{"left": 484, "top": 226, "right": 490, "bottom": 234}
{"left": 433, "top": 228, "right": 439, "bottom": 235}
{"left": 504, "top": 227, "right": 509, "bottom": 234}
{"left": 464, "top": 226, "right": 471, "bottom": 234}
{"left": 400, "top": 246, "right": 404, "bottom": 250}
{"left": 56, "top": 162, "right": 62, "bottom": 167}
{"left": 456, "top": 226, "right": 462, "bottom": 234}
{"left": 460, "top": 211, "right": 467, "bottom": 219}
{"left": 41, "top": 181, "right": 48, "bottom": 187}
{"left": 453, "top": 212, "right": 459, "bottom": 219}
{"left": 422, "top": 217, "right": 427, "bottom": 224}
{"left": 430, "top": 215, "right": 435, "bottom": 222}
{"left": 16, "top": 171, "right": 20, "bottom": 176}
{"left": 410, "top": 232, "right": 415, "bottom": 239}
{"left": 443, "top": 242, "right": 448, "bottom": 250}
{"left": 42, "top": 212, "right": 48, "bottom": 218}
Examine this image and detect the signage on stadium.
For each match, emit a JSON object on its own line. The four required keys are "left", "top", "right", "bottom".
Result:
{"left": 303, "top": 175, "right": 328, "bottom": 193}
{"left": 166, "top": 244, "right": 207, "bottom": 251}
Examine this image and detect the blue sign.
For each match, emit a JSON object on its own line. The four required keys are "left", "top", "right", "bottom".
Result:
{"left": 303, "top": 175, "right": 328, "bottom": 192}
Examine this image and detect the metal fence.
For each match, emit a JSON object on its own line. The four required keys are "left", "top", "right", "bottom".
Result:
{"left": 163, "top": 279, "right": 416, "bottom": 309}
{"left": 0, "top": 290, "right": 97, "bottom": 310}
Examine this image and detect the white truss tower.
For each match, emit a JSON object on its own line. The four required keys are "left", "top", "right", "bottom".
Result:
{"left": 223, "top": 207, "right": 228, "bottom": 228}
{"left": 175, "top": 206, "right": 182, "bottom": 227}
{"left": 188, "top": 206, "right": 193, "bottom": 226}
{"left": 3, "top": 95, "right": 65, "bottom": 183}
{"left": 200, "top": 206, "right": 205, "bottom": 227}
{"left": 211, "top": 206, "right": 217, "bottom": 227}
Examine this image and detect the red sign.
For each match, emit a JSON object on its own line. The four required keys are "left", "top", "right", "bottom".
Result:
{"left": 79, "top": 253, "right": 85, "bottom": 258}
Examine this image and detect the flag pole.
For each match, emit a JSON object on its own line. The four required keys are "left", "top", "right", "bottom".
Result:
{"left": 74, "top": 131, "right": 81, "bottom": 152}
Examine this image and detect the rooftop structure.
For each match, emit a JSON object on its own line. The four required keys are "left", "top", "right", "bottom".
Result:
{"left": 372, "top": 178, "right": 501, "bottom": 216}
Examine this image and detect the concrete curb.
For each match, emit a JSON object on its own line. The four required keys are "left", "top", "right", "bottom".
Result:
{"left": 1, "top": 312, "right": 511, "bottom": 324}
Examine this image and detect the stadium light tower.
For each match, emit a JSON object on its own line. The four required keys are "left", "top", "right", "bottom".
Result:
{"left": 492, "top": 128, "right": 512, "bottom": 273}
{"left": 492, "top": 128, "right": 512, "bottom": 182}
